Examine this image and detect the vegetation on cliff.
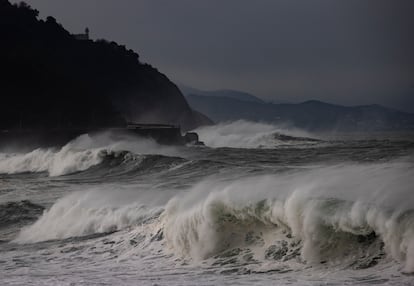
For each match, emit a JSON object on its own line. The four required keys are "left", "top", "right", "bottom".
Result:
{"left": 0, "top": 0, "right": 211, "bottom": 131}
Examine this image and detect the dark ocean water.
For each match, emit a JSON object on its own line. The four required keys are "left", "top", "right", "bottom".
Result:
{"left": 1, "top": 121, "right": 414, "bottom": 285}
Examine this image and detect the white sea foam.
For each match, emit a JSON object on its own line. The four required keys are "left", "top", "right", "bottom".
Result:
{"left": 14, "top": 188, "right": 163, "bottom": 243}
{"left": 0, "top": 132, "right": 180, "bottom": 177}
{"left": 162, "top": 162, "right": 414, "bottom": 272}
{"left": 194, "top": 120, "right": 318, "bottom": 148}
{"left": 0, "top": 146, "right": 104, "bottom": 176}
{"left": 15, "top": 161, "right": 414, "bottom": 272}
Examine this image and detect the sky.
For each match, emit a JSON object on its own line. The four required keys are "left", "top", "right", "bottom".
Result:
{"left": 12, "top": 0, "right": 414, "bottom": 112}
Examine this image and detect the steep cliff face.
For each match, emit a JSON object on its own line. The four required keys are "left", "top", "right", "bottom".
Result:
{"left": 0, "top": 0, "right": 211, "bottom": 131}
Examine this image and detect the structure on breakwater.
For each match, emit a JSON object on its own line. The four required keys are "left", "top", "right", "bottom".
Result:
{"left": 0, "top": 123, "right": 203, "bottom": 149}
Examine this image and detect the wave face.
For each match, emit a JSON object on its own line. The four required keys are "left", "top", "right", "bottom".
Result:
{"left": 14, "top": 162, "right": 414, "bottom": 272}
{"left": 0, "top": 200, "right": 45, "bottom": 241}
{"left": 0, "top": 200, "right": 44, "bottom": 228}
{"left": 162, "top": 163, "right": 414, "bottom": 272}
{"left": 194, "top": 120, "right": 321, "bottom": 148}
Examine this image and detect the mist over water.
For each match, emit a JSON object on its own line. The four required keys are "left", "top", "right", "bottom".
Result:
{"left": 195, "top": 120, "right": 319, "bottom": 148}
{"left": 1, "top": 121, "right": 414, "bottom": 285}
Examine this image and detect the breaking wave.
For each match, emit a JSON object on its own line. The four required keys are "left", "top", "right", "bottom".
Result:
{"left": 14, "top": 161, "right": 414, "bottom": 272}
{"left": 0, "top": 132, "right": 181, "bottom": 177}
{"left": 0, "top": 147, "right": 106, "bottom": 177}
{"left": 194, "top": 120, "right": 321, "bottom": 148}
{"left": 162, "top": 163, "right": 414, "bottom": 272}
{"left": 14, "top": 189, "right": 163, "bottom": 243}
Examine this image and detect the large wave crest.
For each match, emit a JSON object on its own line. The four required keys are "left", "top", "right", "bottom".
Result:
{"left": 14, "top": 161, "right": 414, "bottom": 272}
{"left": 0, "top": 132, "right": 180, "bottom": 177}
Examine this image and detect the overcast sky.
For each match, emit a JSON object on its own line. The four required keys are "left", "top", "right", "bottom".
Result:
{"left": 13, "top": 0, "right": 414, "bottom": 112}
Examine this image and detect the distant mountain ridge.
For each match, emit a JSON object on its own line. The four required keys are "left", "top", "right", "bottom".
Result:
{"left": 186, "top": 93, "right": 414, "bottom": 131}
{"left": 179, "top": 85, "right": 265, "bottom": 103}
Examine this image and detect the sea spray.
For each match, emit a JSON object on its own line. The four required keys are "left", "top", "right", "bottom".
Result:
{"left": 0, "top": 132, "right": 181, "bottom": 177}
{"left": 194, "top": 120, "right": 319, "bottom": 148}
{"left": 14, "top": 188, "right": 164, "bottom": 243}
{"left": 0, "top": 145, "right": 114, "bottom": 177}
{"left": 15, "top": 161, "right": 414, "bottom": 272}
{"left": 162, "top": 163, "right": 414, "bottom": 271}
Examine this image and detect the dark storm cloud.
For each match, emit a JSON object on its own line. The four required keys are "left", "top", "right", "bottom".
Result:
{"left": 12, "top": 0, "right": 414, "bottom": 112}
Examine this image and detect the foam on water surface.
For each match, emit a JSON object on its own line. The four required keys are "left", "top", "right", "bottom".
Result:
{"left": 1, "top": 123, "right": 414, "bottom": 285}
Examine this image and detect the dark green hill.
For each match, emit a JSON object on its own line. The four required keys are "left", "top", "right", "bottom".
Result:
{"left": 0, "top": 1, "right": 211, "bottom": 131}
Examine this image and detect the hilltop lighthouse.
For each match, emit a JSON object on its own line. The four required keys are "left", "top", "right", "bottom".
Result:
{"left": 74, "top": 27, "right": 89, "bottom": 40}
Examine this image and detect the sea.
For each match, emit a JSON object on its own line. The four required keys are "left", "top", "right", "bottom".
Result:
{"left": 0, "top": 120, "right": 413, "bottom": 286}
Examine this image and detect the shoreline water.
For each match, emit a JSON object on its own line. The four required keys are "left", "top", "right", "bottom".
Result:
{"left": 0, "top": 123, "right": 413, "bottom": 285}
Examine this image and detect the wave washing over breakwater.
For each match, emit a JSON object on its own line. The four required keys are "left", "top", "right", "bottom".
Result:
{"left": 1, "top": 123, "right": 414, "bottom": 285}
